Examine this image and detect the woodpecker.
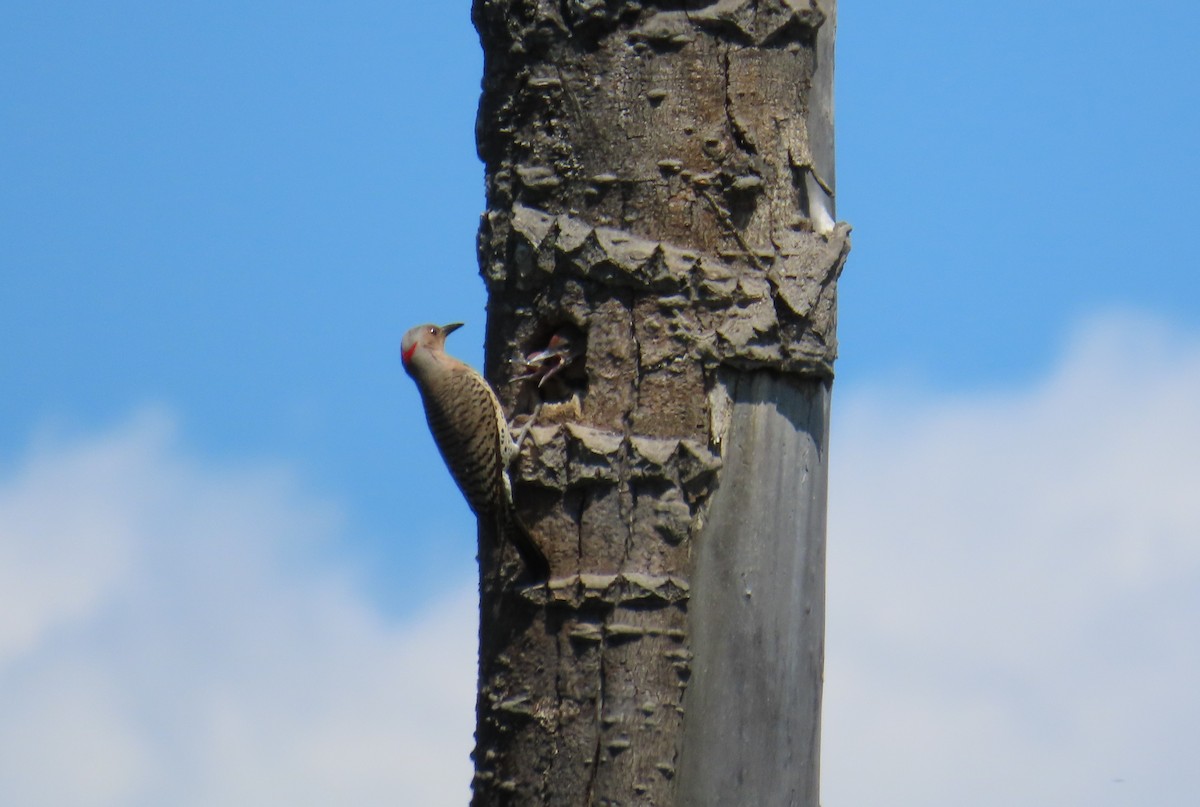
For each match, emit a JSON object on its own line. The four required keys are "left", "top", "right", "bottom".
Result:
{"left": 400, "top": 322, "right": 549, "bottom": 580}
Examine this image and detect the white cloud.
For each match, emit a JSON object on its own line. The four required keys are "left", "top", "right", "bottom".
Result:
{"left": 824, "top": 312, "right": 1200, "bottom": 806}
{"left": 2, "top": 311, "right": 1196, "bottom": 806}
{"left": 0, "top": 411, "right": 477, "bottom": 807}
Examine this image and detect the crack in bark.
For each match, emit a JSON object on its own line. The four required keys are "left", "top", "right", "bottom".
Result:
{"left": 548, "top": 623, "right": 566, "bottom": 805}
{"left": 621, "top": 308, "right": 643, "bottom": 569}
{"left": 576, "top": 489, "right": 586, "bottom": 567}
{"left": 584, "top": 634, "right": 608, "bottom": 806}
{"left": 698, "top": 187, "right": 767, "bottom": 270}
{"left": 721, "top": 46, "right": 757, "bottom": 156}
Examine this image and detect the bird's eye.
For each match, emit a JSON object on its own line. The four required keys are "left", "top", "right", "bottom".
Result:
{"left": 428, "top": 327, "right": 437, "bottom": 335}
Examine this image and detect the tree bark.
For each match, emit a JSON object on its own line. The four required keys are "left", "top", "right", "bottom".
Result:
{"left": 471, "top": 2, "right": 846, "bottom": 804}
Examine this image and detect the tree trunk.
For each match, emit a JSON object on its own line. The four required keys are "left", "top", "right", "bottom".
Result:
{"left": 471, "top": 2, "right": 846, "bottom": 805}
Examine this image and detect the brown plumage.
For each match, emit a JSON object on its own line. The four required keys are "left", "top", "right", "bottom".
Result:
{"left": 401, "top": 322, "right": 548, "bottom": 579}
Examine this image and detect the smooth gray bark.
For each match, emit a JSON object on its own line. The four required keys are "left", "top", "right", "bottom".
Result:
{"left": 678, "top": 373, "right": 829, "bottom": 805}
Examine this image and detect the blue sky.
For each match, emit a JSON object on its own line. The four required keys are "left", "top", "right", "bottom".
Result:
{"left": 4, "top": 1, "right": 1199, "bottom": 600}
{"left": 2, "top": 2, "right": 1198, "bottom": 805}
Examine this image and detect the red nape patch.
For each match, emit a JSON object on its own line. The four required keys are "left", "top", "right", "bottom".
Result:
{"left": 401, "top": 342, "right": 418, "bottom": 365}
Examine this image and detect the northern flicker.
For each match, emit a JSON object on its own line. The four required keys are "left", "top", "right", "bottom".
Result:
{"left": 400, "top": 322, "right": 549, "bottom": 580}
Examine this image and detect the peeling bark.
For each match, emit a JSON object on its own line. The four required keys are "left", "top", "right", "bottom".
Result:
{"left": 472, "top": 1, "right": 844, "bottom": 804}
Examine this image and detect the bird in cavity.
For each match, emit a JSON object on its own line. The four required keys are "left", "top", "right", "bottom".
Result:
{"left": 512, "top": 329, "right": 583, "bottom": 388}
{"left": 400, "top": 322, "right": 550, "bottom": 580}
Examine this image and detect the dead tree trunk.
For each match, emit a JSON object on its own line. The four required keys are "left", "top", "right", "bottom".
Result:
{"left": 472, "top": 2, "right": 846, "bottom": 805}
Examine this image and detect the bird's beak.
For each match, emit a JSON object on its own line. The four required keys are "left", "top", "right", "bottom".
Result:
{"left": 441, "top": 322, "right": 464, "bottom": 337}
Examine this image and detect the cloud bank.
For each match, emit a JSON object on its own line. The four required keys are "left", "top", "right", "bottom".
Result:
{"left": 0, "top": 312, "right": 1196, "bottom": 805}
{"left": 0, "top": 413, "right": 475, "bottom": 807}
{"left": 825, "top": 312, "right": 1200, "bottom": 806}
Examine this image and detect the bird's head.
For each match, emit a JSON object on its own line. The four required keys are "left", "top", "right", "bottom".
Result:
{"left": 400, "top": 322, "right": 463, "bottom": 379}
